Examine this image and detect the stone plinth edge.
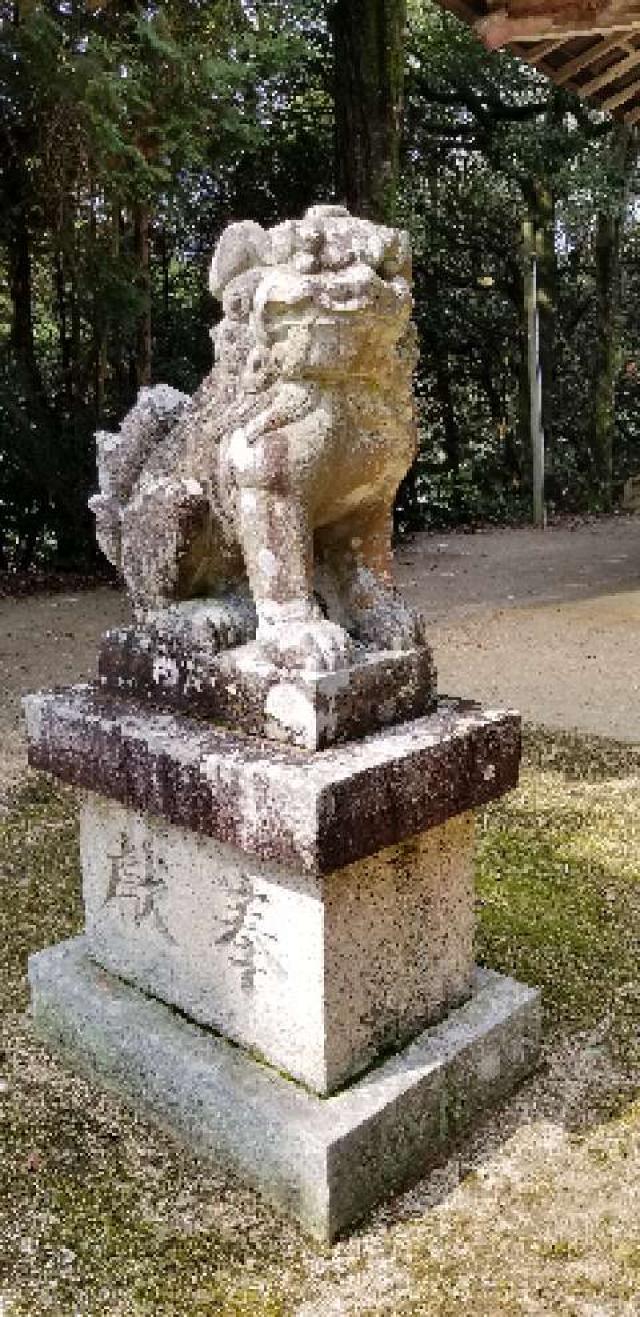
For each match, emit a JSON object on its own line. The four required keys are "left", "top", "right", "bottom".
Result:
{"left": 29, "top": 938, "right": 542, "bottom": 1242}
{"left": 23, "top": 686, "right": 521, "bottom": 874}
{"left": 99, "top": 625, "right": 437, "bottom": 751}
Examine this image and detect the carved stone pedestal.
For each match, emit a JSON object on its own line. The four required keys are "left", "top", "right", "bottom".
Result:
{"left": 98, "top": 619, "right": 437, "bottom": 751}
{"left": 79, "top": 795, "right": 476, "bottom": 1095}
{"left": 24, "top": 685, "right": 540, "bottom": 1237}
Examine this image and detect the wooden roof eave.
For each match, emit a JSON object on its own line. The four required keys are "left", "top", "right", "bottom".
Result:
{"left": 435, "top": 2, "right": 640, "bottom": 123}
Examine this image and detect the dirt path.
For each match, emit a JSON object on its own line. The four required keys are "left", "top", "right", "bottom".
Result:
{"left": 1, "top": 517, "right": 638, "bottom": 794}
{"left": 0, "top": 587, "right": 130, "bottom": 794}
{"left": 398, "top": 516, "right": 640, "bottom": 617}
{"left": 398, "top": 517, "right": 640, "bottom": 742}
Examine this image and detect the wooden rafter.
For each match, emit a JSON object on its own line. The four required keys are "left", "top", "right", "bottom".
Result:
{"left": 579, "top": 44, "right": 640, "bottom": 92}
{"left": 524, "top": 37, "right": 568, "bottom": 59}
{"left": 601, "top": 75, "right": 640, "bottom": 108}
{"left": 477, "top": 3, "right": 640, "bottom": 51}
{"left": 549, "top": 34, "right": 633, "bottom": 84}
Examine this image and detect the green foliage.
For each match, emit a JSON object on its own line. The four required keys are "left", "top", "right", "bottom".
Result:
{"left": 399, "top": 1, "right": 640, "bottom": 526}
{"left": 0, "top": 0, "right": 638, "bottom": 565}
{"left": 0, "top": 0, "right": 332, "bottom": 568}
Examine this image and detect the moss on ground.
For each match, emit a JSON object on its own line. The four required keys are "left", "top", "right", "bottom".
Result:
{"left": 0, "top": 777, "right": 82, "bottom": 1015}
{"left": 477, "top": 728, "right": 640, "bottom": 1070}
{"left": 1, "top": 728, "right": 638, "bottom": 1315}
{"left": 387, "top": 1096, "right": 640, "bottom": 1317}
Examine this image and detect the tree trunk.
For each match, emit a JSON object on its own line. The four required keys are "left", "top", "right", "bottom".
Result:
{"left": 519, "top": 190, "right": 556, "bottom": 422}
{"left": 8, "top": 207, "right": 37, "bottom": 383}
{"left": 434, "top": 351, "right": 459, "bottom": 475}
{"left": 517, "top": 181, "right": 556, "bottom": 512}
{"left": 524, "top": 222, "right": 545, "bottom": 527}
{"left": 89, "top": 191, "right": 107, "bottom": 422}
{"left": 533, "top": 180, "right": 556, "bottom": 484}
{"left": 54, "top": 247, "right": 71, "bottom": 411}
{"left": 592, "top": 212, "right": 619, "bottom": 511}
{"left": 111, "top": 200, "right": 128, "bottom": 411}
{"left": 161, "top": 222, "right": 170, "bottom": 321}
{"left": 517, "top": 214, "right": 534, "bottom": 494}
{"left": 6, "top": 193, "right": 53, "bottom": 432}
{"left": 18, "top": 509, "right": 46, "bottom": 572}
{"left": 331, "top": 0, "right": 406, "bottom": 222}
{"left": 95, "top": 336, "right": 107, "bottom": 422}
{"left": 68, "top": 258, "right": 81, "bottom": 433}
{"left": 134, "top": 203, "right": 152, "bottom": 389}
{"left": 590, "top": 126, "right": 637, "bottom": 511}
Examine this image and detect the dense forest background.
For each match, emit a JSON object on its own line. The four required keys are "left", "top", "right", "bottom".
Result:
{"left": 1, "top": 0, "right": 639, "bottom": 570}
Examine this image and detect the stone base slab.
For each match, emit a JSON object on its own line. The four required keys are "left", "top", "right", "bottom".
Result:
{"left": 23, "top": 688, "right": 521, "bottom": 875}
{"left": 29, "top": 938, "right": 541, "bottom": 1242}
{"left": 98, "top": 617, "right": 437, "bottom": 750}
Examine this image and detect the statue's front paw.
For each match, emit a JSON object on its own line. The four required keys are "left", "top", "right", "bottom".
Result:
{"left": 257, "top": 616, "right": 354, "bottom": 673}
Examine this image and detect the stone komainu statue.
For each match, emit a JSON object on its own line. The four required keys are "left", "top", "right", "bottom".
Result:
{"left": 90, "top": 204, "right": 425, "bottom": 671}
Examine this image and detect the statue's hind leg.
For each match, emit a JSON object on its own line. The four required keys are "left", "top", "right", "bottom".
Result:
{"left": 121, "top": 479, "right": 248, "bottom": 627}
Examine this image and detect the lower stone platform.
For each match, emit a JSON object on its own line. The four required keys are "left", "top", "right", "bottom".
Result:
{"left": 29, "top": 938, "right": 541, "bottom": 1242}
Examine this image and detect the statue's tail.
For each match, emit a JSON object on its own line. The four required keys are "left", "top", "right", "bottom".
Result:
{"left": 89, "top": 384, "right": 189, "bottom": 571}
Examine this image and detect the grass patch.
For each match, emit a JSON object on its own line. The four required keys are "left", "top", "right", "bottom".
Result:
{"left": 0, "top": 777, "right": 82, "bottom": 1014}
{"left": 477, "top": 728, "right": 640, "bottom": 1066}
{"left": 0, "top": 779, "right": 309, "bottom": 1314}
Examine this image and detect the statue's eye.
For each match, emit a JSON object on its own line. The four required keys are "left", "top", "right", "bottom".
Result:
{"left": 255, "top": 276, "right": 314, "bottom": 329}
{"left": 298, "top": 225, "right": 323, "bottom": 254}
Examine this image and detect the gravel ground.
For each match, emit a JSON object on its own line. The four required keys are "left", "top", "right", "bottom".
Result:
{"left": 0, "top": 586, "right": 129, "bottom": 797}
{"left": 395, "top": 516, "right": 640, "bottom": 744}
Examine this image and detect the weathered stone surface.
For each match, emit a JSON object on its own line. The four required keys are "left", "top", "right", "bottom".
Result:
{"left": 98, "top": 613, "right": 436, "bottom": 749}
{"left": 24, "top": 685, "right": 521, "bottom": 874}
{"left": 29, "top": 938, "right": 542, "bottom": 1241}
{"left": 90, "top": 205, "right": 429, "bottom": 678}
{"left": 81, "top": 796, "right": 474, "bottom": 1094}
{"left": 26, "top": 202, "right": 537, "bottom": 1240}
